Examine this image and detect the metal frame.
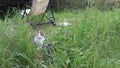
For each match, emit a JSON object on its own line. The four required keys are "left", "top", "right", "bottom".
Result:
{"left": 0, "top": 0, "right": 56, "bottom": 26}
{"left": 29, "top": 7, "right": 56, "bottom": 27}
{"left": 22, "top": 0, "right": 56, "bottom": 27}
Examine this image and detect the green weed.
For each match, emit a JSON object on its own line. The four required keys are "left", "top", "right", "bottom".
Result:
{"left": 0, "top": 8, "right": 120, "bottom": 68}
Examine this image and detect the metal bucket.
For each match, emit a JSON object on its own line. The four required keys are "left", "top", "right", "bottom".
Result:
{"left": 29, "top": 0, "right": 49, "bottom": 15}
{"left": 0, "top": 0, "right": 49, "bottom": 16}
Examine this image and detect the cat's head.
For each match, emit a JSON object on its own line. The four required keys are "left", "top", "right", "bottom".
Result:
{"left": 35, "top": 30, "right": 44, "bottom": 39}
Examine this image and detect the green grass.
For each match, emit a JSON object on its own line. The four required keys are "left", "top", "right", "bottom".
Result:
{"left": 0, "top": 8, "right": 120, "bottom": 68}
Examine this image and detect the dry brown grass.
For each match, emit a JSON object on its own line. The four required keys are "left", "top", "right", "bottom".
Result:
{"left": 55, "top": 0, "right": 120, "bottom": 10}
{"left": 88, "top": 0, "right": 120, "bottom": 9}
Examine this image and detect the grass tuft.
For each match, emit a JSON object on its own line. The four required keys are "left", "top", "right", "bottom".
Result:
{"left": 0, "top": 8, "right": 120, "bottom": 68}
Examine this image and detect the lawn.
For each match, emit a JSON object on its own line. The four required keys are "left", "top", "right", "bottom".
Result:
{"left": 0, "top": 8, "right": 120, "bottom": 68}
